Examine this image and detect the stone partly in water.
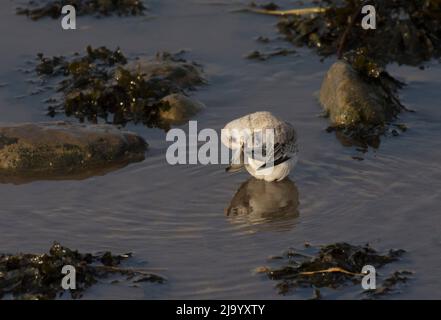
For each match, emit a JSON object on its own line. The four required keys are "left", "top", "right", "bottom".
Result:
{"left": 159, "top": 93, "right": 205, "bottom": 125}
{"left": 33, "top": 47, "right": 205, "bottom": 128}
{"left": 127, "top": 52, "right": 205, "bottom": 90}
{"left": 319, "top": 59, "right": 405, "bottom": 148}
{"left": 0, "top": 122, "right": 147, "bottom": 183}
{"left": 320, "top": 61, "right": 400, "bottom": 127}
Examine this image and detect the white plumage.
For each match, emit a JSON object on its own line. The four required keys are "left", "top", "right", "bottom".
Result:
{"left": 221, "top": 111, "right": 298, "bottom": 182}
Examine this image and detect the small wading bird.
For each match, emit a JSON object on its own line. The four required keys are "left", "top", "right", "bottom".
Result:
{"left": 221, "top": 111, "right": 298, "bottom": 182}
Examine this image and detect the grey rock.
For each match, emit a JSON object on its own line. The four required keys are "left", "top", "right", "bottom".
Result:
{"left": 159, "top": 93, "right": 205, "bottom": 125}
{"left": 319, "top": 61, "right": 397, "bottom": 127}
{"left": 127, "top": 53, "right": 204, "bottom": 89}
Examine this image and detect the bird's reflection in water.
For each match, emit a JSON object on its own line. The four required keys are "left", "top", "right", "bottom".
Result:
{"left": 225, "top": 178, "right": 299, "bottom": 232}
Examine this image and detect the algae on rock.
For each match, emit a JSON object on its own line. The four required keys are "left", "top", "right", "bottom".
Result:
{"left": 319, "top": 49, "right": 406, "bottom": 148}
{"left": 32, "top": 47, "right": 205, "bottom": 128}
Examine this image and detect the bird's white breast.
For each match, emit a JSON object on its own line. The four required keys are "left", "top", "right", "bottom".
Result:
{"left": 245, "top": 155, "right": 297, "bottom": 182}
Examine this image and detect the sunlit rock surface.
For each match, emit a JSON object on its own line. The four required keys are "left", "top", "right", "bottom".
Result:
{"left": 0, "top": 122, "right": 147, "bottom": 183}
{"left": 159, "top": 93, "right": 205, "bottom": 125}
{"left": 320, "top": 61, "right": 392, "bottom": 127}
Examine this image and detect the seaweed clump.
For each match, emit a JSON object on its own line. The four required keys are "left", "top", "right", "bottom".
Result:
{"left": 277, "top": 0, "right": 441, "bottom": 66}
{"left": 0, "top": 243, "right": 164, "bottom": 300}
{"left": 257, "top": 242, "right": 409, "bottom": 298}
{"left": 366, "top": 270, "right": 413, "bottom": 298}
{"left": 17, "top": 0, "right": 147, "bottom": 20}
{"left": 34, "top": 46, "right": 203, "bottom": 128}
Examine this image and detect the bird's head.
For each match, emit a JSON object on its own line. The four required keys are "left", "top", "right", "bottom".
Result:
{"left": 221, "top": 119, "right": 248, "bottom": 150}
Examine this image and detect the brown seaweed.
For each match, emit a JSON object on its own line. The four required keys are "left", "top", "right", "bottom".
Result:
{"left": 17, "top": 0, "right": 147, "bottom": 20}
{"left": 276, "top": 0, "right": 441, "bottom": 66}
{"left": 258, "top": 242, "right": 407, "bottom": 297}
{"left": 31, "top": 47, "right": 203, "bottom": 128}
{"left": 0, "top": 243, "right": 164, "bottom": 300}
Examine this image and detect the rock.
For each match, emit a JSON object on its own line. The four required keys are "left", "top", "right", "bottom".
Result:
{"left": 0, "top": 122, "right": 147, "bottom": 183}
{"left": 33, "top": 48, "right": 205, "bottom": 128}
{"left": 127, "top": 53, "right": 204, "bottom": 89}
{"left": 159, "top": 93, "right": 205, "bottom": 125}
{"left": 319, "top": 61, "right": 397, "bottom": 127}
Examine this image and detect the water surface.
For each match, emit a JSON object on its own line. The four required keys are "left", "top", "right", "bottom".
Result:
{"left": 0, "top": 0, "right": 440, "bottom": 299}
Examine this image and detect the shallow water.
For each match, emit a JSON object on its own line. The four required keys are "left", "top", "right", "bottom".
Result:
{"left": 1, "top": 0, "right": 441, "bottom": 299}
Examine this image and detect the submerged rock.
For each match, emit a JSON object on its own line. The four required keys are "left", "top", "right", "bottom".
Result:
{"left": 0, "top": 122, "right": 147, "bottom": 183}
{"left": 159, "top": 93, "right": 205, "bottom": 125}
{"left": 0, "top": 243, "right": 164, "bottom": 300}
{"left": 258, "top": 242, "right": 407, "bottom": 298}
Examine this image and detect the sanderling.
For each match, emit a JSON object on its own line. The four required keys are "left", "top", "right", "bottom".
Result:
{"left": 221, "top": 111, "right": 298, "bottom": 182}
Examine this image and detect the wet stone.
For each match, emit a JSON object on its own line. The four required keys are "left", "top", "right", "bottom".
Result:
{"left": 32, "top": 47, "right": 204, "bottom": 128}
{"left": 126, "top": 52, "right": 205, "bottom": 89}
{"left": 319, "top": 56, "right": 406, "bottom": 149}
{"left": 158, "top": 93, "right": 205, "bottom": 126}
{"left": 320, "top": 60, "right": 403, "bottom": 128}
{"left": 0, "top": 121, "right": 147, "bottom": 183}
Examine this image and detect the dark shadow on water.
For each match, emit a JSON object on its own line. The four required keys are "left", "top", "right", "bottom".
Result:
{"left": 225, "top": 177, "right": 300, "bottom": 232}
